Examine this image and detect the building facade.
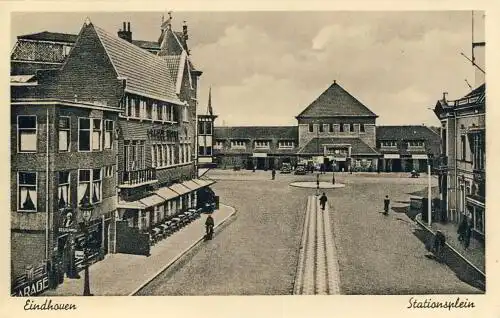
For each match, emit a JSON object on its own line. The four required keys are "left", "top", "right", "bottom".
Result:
{"left": 197, "top": 87, "right": 217, "bottom": 168}
{"left": 213, "top": 81, "right": 440, "bottom": 172}
{"left": 10, "top": 17, "right": 215, "bottom": 295}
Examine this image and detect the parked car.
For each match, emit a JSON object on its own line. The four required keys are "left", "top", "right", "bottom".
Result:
{"left": 281, "top": 163, "right": 292, "bottom": 173}
{"left": 294, "top": 164, "right": 307, "bottom": 175}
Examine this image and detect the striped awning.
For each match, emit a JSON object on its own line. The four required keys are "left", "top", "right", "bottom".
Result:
{"left": 139, "top": 194, "right": 165, "bottom": 208}
{"left": 169, "top": 183, "right": 191, "bottom": 195}
{"left": 155, "top": 187, "right": 179, "bottom": 201}
{"left": 182, "top": 180, "right": 203, "bottom": 191}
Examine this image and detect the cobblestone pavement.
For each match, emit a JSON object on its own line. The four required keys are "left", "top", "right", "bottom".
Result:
{"left": 140, "top": 170, "right": 482, "bottom": 295}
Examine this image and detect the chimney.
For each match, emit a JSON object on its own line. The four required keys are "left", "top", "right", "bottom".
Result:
{"left": 117, "top": 21, "right": 132, "bottom": 43}
{"left": 333, "top": 80, "right": 337, "bottom": 84}
{"left": 442, "top": 92, "right": 448, "bottom": 102}
{"left": 183, "top": 21, "right": 189, "bottom": 41}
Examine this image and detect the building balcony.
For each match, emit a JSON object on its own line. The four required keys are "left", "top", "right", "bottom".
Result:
{"left": 119, "top": 167, "right": 157, "bottom": 188}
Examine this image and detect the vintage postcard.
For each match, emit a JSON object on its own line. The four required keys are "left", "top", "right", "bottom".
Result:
{"left": 1, "top": 1, "right": 499, "bottom": 318}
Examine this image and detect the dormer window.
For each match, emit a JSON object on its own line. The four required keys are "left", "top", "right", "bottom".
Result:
{"left": 278, "top": 141, "right": 294, "bottom": 149}
{"left": 408, "top": 141, "right": 424, "bottom": 148}
{"left": 381, "top": 141, "right": 397, "bottom": 148}
{"left": 254, "top": 140, "right": 270, "bottom": 149}
{"left": 231, "top": 140, "right": 246, "bottom": 149}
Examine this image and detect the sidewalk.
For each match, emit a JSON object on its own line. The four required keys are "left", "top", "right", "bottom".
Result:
{"left": 43, "top": 204, "right": 236, "bottom": 296}
{"left": 431, "top": 221, "right": 485, "bottom": 273}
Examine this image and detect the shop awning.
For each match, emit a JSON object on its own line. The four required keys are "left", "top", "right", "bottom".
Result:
{"left": 466, "top": 196, "right": 485, "bottom": 208}
{"left": 117, "top": 201, "right": 146, "bottom": 209}
{"left": 139, "top": 194, "right": 165, "bottom": 208}
{"left": 169, "top": 183, "right": 191, "bottom": 195}
{"left": 155, "top": 187, "right": 179, "bottom": 201}
{"left": 384, "top": 154, "right": 400, "bottom": 159}
{"left": 182, "top": 180, "right": 203, "bottom": 191}
{"left": 412, "top": 154, "right": 428, "bottom": 159}
{"left": 193, "top": 178, "right": 216, "bottom": 187}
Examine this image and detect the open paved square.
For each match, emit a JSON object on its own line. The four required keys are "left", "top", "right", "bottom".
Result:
{"left": 138, "top": 169, "right": 481, "bottom": 295}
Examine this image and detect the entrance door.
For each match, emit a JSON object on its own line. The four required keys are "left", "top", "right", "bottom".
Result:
{"left": 392, "top": 159, "right": 402, "bottom": 172}
{"left": 338, "top": 161, "right": 347, "bottom": 172}
{"left": 257, "top": 158, "right": 266, "bottom": 170}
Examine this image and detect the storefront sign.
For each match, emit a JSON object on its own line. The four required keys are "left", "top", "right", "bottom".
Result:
{"left": 384, "top": 154, "right": 400, "bottom": 159}
{"left": 412, "top": 154, "right": 428, "bottom": 159}
{"left": 252, "top": 153, "right": 267, "bottom": 158}
{"left": 58, "top": 227, "right": 77, "bottom": 233}
{"left": 11, "top": 275, "right": 49, "bottom": 297}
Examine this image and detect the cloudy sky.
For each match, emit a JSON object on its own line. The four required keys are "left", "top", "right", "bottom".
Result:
{"left": 11, "top": 11, "right": 484, "bottom": 127}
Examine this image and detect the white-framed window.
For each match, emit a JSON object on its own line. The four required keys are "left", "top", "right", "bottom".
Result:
{"left": 408, "top": 141, "right": 424, "bottom": 148}
{"left": 214, "top": 140, "right": 224, "bottom": 149}
{"left": 57, "top": 171, "right": 70, "bottom": 208}
{"left": 18, "top": 172, "right": 37, "bottom": 212}
{"left": 278, "top": 141, "right": 294, "bottom": 149}
{"left": 78, "top": 169, "right": 102, "bottom": 204}
{"left": 205, "top": 146, "right": 211, "bottom": 156}
{"left": 152, "top": 103, "right": 158, "bottom": 120}
{"left": 124, "top": 140, "right": 146, "bottom": 171}
{"left": 104, "top": 120, "right": 114, "bottom": 149}
{"left": 381, "top": 141, "right": 397, "bottom": 147}
{"left": 104, "top": 165, "right": 113, "bottom": 178}
{"left": 198, "top": 121, "right": 206, "bottom": 135}
{"left": 360, "top": 124, "right": 365, "bottom": 133}
{"left": 254, "top": 140, "right": 270, "bottom": 149}
{"left": 183, "top": 106, "right": 189, "bottom": 122}
{"left": 308, "top": 124, "right": 314, "bottom": 132}
{"left": 329, "top": 124, "right": 334, "bottom": 133}
{"left": 58, "top": 116, "right": 70, "bottom": 152}
{"left": 18, "top": 115, "right": 37, "bottom": 153}
{"left": 199, "top": 145, "right": 205, "bottom": 156}
{"left": 78, "top": 118, "right": 102, "bottom": 152}
{"left": 62, "top": 45, "right": 72, "bottom": 57}
{"left": 231, "top": 140, "right": 246, "bottom": 149}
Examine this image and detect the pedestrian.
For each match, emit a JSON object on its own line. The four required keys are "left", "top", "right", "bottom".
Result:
{"left": 433, "top": 230, "right": 446, "bottom": 261}
{"left": 271, "top": 168, "right": 276, "bottom": 180}
{"left": 205, "top": 214, "right": 214, "bottom": 240}
{"left": 332, "top": 172, "right": 336, "bottom": 185}
{"left": 457, "top": 218, "right": 467, "bottom": 243}
{"left": 319, "top": 192, "right": 328, "bottom": 211}
{"left": 383, "top": 195, "right": 390, "bottom": 215}
{"left": 253, "top": 165, "right": 256, "bottom": 172}
{"left": 464, "top": 219, "right": 473, "bottom": 249}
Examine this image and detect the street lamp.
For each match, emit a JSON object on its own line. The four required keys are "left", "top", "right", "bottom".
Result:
{"left": 80, "top": 196, "right": 94, "bottom": 296}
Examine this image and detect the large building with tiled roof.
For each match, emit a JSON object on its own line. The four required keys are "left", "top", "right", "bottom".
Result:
{"left": 212, "top": 81, "right": 441, "bottom": 173}
{"left": 10, "top": 16, "right": 215, "bottom": 295}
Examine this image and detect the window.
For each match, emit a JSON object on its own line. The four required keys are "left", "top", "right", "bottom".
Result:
{"left": 254, "top": 141, "right": 270, "bottom": 149}
{"left": 58, "top": 117, "right": 70, "bottom": 151}
{"left": 199, "top": 146, "right": 205, "bottom": 155}
{"left": 329, "top": 124, "right": 334, "bottom": 133}
{"left": 18, "top": 172, "right": 37, "bottom": 211}
{"left": 78, "top": 169, "right": 102, "bottom": 204}
{"left": 408, "top": 141, "right": 424, "bottom": 148}
{"left": 151, "top": 145, "right": 157, "bottom": 167}
{"left": 124, "top": 140, "right": 146, "bottom": 171}
{"left": 360, "top": 124, "right": 365, "bottom": 133}
{"left": 472, "top": 132, "right": 485, "bottom": 171}
{"left": 339, "top": 123, "right": 344, "bottom": 132}
{"left": 309, "top": 124, "right": 314, "bottom": 132}
{"left": 206, "top": 122, "right": 212, "bottom": 135}
{"left": 146, "top": 102, "right": 152, "bottom": 119}
{"left": 104, "top": 120, "right": 114, "bottom": 149}
{"left": 206, "top": 146, "right": 212, "bottom": 156}
{"left": 152, "top": 103, "right": 158, "bottom": 120}
{"left": 319, "top": 123, "right": 324, "bottom": 133}
{"left": 461, "top": 135, "right": 467, "bottom": 161}
{"left": 104, "top": 166, "right": 113, "bottom": 177}
{"left": 350, "top": 123, "right": 354, "bottom": 132}
{"left": 279, "top": 141, "right": 294, "bottom": 149}
{"left": 183, "top": 106, "right": 188, "bottom": 122}
{"left": 157, "top": 104, "right": 163, "bottom": 121}
{"left": 198, "top": 121, "right": 205, "bottom": 135}
{"left": 18, "top": 115, "right": 37, "bottom": 152}
{"left": 63, "top": 45, "right": 72, "bottom": 57}
{"left": 79, "top": 118, "right": 102, "bottom": 152}
{"left": 381, "top": 141, "right": 397, "bottom": 147}
{"left": 231, "top": 140, "right": 246, "bottom": 148}
{"left": 57, "top": 171, "right": 70, "bottom": 208}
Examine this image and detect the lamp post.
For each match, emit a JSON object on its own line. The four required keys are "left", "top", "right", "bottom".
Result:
{"left": 427, "top": 159, "right": 432, "bottom": 226}
{"left": 80, "top": 197, "right": 94, "bottom": 296}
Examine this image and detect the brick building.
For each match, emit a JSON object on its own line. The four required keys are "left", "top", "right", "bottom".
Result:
{"left": 10, "top": 17, "right": 215, "bottom": 294}
{"left": 213, "top": 81, "right": 441, "bottom": 172}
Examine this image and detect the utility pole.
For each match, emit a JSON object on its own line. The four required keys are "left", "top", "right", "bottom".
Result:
{"left": 428, "top": 162, "right": 432, "bottom": 226}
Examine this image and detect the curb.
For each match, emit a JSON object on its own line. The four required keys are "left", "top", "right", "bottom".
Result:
{"left": 128, "top": 204, "right": 237, "bottom": 296}
{"left": 415, "top": 214, "right": 485, "bottom": 283}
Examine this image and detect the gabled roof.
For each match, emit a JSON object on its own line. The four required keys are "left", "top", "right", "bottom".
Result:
{"left": 214, "top": 126, "right": 298, "bottom": 140}
{"left": 297, "top": 137, "right": 379, "bottom": 155}
{"left": 89, "top": 23, "right": 182, "bottom": 105}
{"left": 18, "top": 31, "right": 77, "bottom": 43}
{"left": 297, "top": 81, "right": 377, "bottom": 118}
{"left": 376, "top": 125, "right": 439, "bottom": 141}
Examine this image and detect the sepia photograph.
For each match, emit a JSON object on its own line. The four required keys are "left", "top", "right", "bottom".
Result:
{"left": 7, "top": 8, "right": 489, "bottom": 304}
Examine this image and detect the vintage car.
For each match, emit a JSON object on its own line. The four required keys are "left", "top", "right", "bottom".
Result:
{"left": 294, "top": 164, "right": 307, "bottom": 175}
{"left": 280, "top": 163, "right": 292, "bottom": 173}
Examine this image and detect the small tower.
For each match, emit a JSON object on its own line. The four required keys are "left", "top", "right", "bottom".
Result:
{"left": 197, "top": 87, "right": 218, "bottom": 168}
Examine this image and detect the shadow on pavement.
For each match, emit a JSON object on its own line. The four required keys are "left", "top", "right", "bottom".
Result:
{"left": 391, "top": 206, "right": 408, "bottom": 214}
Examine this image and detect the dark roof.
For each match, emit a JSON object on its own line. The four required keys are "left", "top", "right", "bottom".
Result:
{"left": 214, "top": 126, "right": 298, "bottom": 140}
{"left": 298, "top": 137, "right": 379, "bottom": 155}
{"left": 18, "top": 31, "right": 78, "bottom": 43}
{"left": 91, "top": 24, "right": 181, "bottom": 104}
{"left": 376, "top": 125, "right": 439, "bottom": 141}
{"left": 297, "top": 82, "right": 377, "bottom": 118}
{"left": 465, "top": 83, "right": 485, "bottom": 97}
{"left": 132, "top": 39, "right": 160, "bottom": 50}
